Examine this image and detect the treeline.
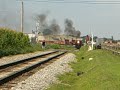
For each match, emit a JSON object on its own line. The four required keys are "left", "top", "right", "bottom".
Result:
{"left": 0, "top": 28, "right": 42, "bottom": 57}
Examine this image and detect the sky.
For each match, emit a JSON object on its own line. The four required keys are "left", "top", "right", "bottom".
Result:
{"left": 0, "top": 0, "right": 120, "bottom": 40}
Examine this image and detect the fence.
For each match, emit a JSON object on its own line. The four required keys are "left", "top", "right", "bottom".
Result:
{"left": 102, "top": 44, "right": 120, "bottom": 55}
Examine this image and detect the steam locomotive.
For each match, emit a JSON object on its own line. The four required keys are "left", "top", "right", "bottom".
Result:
{"left": 64, "top": 39, "right": 82, "bottom": 49}
{"left": 75, "top": 40, "right": 82, "bottom": 49}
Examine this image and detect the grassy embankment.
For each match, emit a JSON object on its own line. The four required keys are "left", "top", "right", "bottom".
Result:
{"left": 48, "top": 46, "right": 120, "bottom": 90}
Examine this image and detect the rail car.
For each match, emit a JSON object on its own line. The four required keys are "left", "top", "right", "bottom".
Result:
{"left": 39, "top": 39, "right": 82, "bottom": 49}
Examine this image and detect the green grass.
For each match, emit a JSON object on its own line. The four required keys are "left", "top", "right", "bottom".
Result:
{"left": 45, "top": 44, "right": 75, "bottom": 50}
{"left": 47, "top": 46, "right": 120, "bottom": 90}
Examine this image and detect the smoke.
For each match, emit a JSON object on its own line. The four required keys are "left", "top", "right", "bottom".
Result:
{"left": 49, "top": 19, "right": 61, "bottom": 35}
{"left": 43, "top": 19, "right": 61, "bottom": 35}
{"left": 65, "top": 19, "right": 73, "bottom": 28}
{"left": 74, "top": 30, "right": 81, "bottom": 38}
{"left": 36, "top": 14, "right": 46, "bottom": 24}
{"left": 36, "top": 14, "right": 61, "bottom": 35}
{"left": 64, "top": 18, "right": 75, "bottom": 36}
{"left": 35, "top": 15, "right": 80, "bottom": 36}
{"left": 64, "top": 18, "right": 81, "bottom": 37}
{"left": 64, "top": 19, "right": 73, "bottom": 36}
{"left": 35, "top": 13, "right": 48, "bottom": 34}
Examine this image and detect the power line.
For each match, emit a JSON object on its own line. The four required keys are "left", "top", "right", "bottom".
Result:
{"left": 22, "top": 0, "right": 120, "bottom": 1}
{"left": 17, "top": 0, "right": 120, "bottom": 4}
{"left": 21, "top": 0, "right": 120, "bottom": 2}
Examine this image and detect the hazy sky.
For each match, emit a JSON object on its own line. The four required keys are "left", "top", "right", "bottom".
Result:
{"left": 0, "top": 0, "right": 120, "bottom": 40}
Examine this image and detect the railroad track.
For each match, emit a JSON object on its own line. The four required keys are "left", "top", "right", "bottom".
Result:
{"left": 0, "top": 50, "right": 67, "bottom": 89}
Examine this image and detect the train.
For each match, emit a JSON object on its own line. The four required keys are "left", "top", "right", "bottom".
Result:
{"left": 39, "top": 39, "right": 82, "bottom": 49}
{"left": 27, "top": 34, "right": 82, "bottom": 49}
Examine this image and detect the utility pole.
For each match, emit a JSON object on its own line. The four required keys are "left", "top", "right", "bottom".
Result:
{"left": 91, "top": 33, "right": 94, "bottom": 50}
{"left": 21, "top": 0, "right": 24, "bottom": 33}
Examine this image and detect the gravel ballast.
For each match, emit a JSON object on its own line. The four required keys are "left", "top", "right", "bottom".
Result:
{"left": 0, "top": 51, "right": 55, "bottom": 66}
{"left": 11, "top": 53, "right": 76, "bottom": 90}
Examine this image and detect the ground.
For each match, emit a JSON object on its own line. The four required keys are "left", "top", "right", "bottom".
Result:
{"left": 47, "top": 46, "right": 120, "bottom": 90}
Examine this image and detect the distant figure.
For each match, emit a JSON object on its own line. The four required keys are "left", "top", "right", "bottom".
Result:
{"left": 42, "top": 40, "right": 46, "bottom": 48}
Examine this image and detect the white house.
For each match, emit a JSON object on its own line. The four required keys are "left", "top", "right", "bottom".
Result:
{"left": 25, "top": 33, "right": 37, "bottom": 43}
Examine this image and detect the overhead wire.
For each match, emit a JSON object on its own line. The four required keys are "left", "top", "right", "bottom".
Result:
{"left": 19, "top": 0, "right": 120, "bottom": 4}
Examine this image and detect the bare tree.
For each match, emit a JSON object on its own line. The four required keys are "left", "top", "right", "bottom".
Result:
{"left": 35, "top": 13, "right": 48, "bottom": 34}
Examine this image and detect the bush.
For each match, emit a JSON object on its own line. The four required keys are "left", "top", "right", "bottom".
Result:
{"left": 0, "top": 28, "right": 30, "bottom": 49}
{"left": 0, "top": 28, "right": 32, "bottom": 57}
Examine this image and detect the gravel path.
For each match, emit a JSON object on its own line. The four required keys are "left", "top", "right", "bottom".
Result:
{"left": 11, "top": 53, "right": 76, "bottom": 90}
{"left": 0, "top": 50, "right": 54, "bottom": 66}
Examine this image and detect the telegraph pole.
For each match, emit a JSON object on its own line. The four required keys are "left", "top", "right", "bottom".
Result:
{"left": 91, "top": 33, "right": 94, "bottom": 50}
{"left": 21, "top": 0, "right": 24, "bottom": 33}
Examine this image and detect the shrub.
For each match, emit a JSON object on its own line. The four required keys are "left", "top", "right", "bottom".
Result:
{"left": 0, "top": 28, "right": 31, "bottom": 57}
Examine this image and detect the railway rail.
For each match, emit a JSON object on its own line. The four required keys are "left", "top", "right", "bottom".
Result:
{"left": 0, "top": 50, "right": 67, "bottom": 89}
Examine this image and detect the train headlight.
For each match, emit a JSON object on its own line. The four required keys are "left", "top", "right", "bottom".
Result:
{"left": 77, "top": 41, "right": 80, "bottom": 44}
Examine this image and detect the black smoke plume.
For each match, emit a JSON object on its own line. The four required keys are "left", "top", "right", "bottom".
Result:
{"left": 36, "top": 14, "right": 61, "bottom": 35}
{"left": 36, "top": 14, "right": 46, "bottom": 25}
{"left": 64, "top": 19, "right": 74, "bottom": 36}
{"left": 36, "top": 13, "right": 48, "bottom": 35}
{"left": 64, "top": 18, "right": 81, "bottom": 37}
{"left": 49, "top": 19, "right": 61, "bottom": 35}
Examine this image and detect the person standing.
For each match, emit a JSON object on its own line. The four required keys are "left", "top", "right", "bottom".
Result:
{"left": 42, "top": 40, "right": 46, "bottom": 48}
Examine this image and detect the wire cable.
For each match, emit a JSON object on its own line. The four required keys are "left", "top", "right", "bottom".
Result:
{"left": 17, "top": 0, "right": 120, "bottom": 4}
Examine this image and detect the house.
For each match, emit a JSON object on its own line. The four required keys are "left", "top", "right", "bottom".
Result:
{"left": 25, "top": 33, "right": 37, "bottom": 43}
